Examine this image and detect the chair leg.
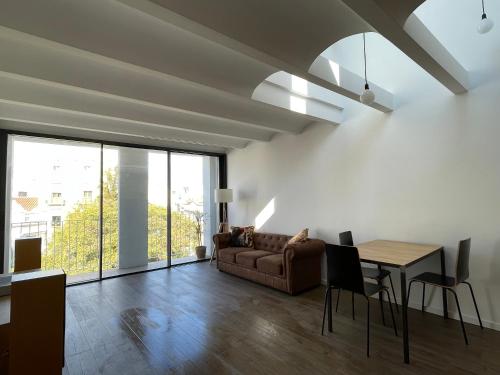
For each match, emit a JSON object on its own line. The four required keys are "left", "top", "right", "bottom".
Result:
{"left": 321, "top": 287, "right": 329, "bottom": 336}
{"left": 463, "top": 282, "right": 483, "bottom": 329}
{"left": 336, "top": 288, "right": 341, "bottom": 312}
{"left": 379, "top": 293, "right": 386, "bottom": 326}
{"left": 422, "top": 283, "right": 426, "bottom": 312}
{"left": 448, "top": 288, "right": 469, "bottom": 345}
{"left": 352, "top": 291, "right": 355, "bottom": 320}
{"left": 406, "top": 279, "right": 417, "bottom": 305}
{"left": 388, "top": 274, "right": 399, "bottom": 313}
{"left": 384, "top": 289, "right": 398, "bottom": 337}
{"left": 366, "top": 298, "right": 370, "bottom": 357}
{"left": 328, "top": 287, "right": 333, "bottom": 333}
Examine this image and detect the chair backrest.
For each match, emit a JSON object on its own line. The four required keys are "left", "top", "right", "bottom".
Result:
{"left": 325, "top": 244, "right": 365, "bottom": 295}
{"left": 455, "top": 238, "right": 471, "bottom": 284}
{"left": 14, "top": 238, "right": 42, "bottom": 272}
{"left": 339, "top": 231, "right": 354, "bottom": 246}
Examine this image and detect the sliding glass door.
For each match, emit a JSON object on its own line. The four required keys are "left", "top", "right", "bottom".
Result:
{"left": 171, "top": 153, "right": 218, "bottom": 265}
{"left": 7, "top": 136, "right": 101, "bottom": 283}
{"left": 5, "top": 135, "right": 220, "bottom": 284}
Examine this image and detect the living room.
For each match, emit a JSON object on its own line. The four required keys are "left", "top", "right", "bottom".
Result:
{"left": 1, "top": 0, "right": 500, "bottom": 374}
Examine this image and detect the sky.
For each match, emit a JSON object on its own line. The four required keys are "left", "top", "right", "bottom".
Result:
{"left": 10, "top": 136, "right": 208, "bottom": 210}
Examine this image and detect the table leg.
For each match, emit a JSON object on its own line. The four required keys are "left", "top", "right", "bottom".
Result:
{"left": 400, "top": 268, "right": 409, "bottom": 364}
{"left": 440, "top": 248, "right": 448, "bottom": 319}
{"left": 378, "top": 265, "right": 386, "bottom": 325}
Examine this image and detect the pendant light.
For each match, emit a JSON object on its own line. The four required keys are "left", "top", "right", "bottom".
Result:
{"left": 360, "top": 33, "right": 375, "bottom": 105}
{"left": 478, "top": 0, "right": 494, "bottom": 34}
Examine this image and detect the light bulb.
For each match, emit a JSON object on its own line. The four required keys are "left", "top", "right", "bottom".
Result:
{"left": 360, "top": 83, "right": 375, "bottom": 105}
{"left": 478, "top": 14, "right": 494, "bottom": 34}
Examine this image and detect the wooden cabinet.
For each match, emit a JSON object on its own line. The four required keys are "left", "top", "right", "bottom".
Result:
{"left": 0, "top": 269, "right": 66, "bottom": 375}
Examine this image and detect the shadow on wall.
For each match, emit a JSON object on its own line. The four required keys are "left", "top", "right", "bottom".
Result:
{"left": 485, "top": 239, "right": 500, "bottom": 323}
{"left": 231, "top": 185, "right": 257, "bottom": 226}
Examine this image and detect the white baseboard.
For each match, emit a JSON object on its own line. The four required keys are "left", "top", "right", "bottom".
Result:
{"left": 320, "top": 278, "right": 499, "bottom": 331}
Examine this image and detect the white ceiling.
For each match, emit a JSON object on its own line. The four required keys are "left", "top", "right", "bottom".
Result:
{"left": 0, "top": 0, "right": 497, "bottom": 152}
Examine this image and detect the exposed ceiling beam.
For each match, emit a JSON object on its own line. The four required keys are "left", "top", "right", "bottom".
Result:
{"left": 0, "top": 101, "right": 249, "bottom": 149}
{"left": 341, "top": 0, "right": 468, "bottom": 94}
{"left": 0, "top": 26, "right": 307, "bottom": 136}
{"left": 115, "top": 0, "right": 393, "bottom": 112}
{"left": 0, "top": 72, "right": 275, "bottom": 143}
{"left": 0, "top": 119, "right": 229, "bottom": 154}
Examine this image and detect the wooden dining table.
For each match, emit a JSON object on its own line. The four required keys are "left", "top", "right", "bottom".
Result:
{"left": 357, "top": 240, "right": 448, "bottom": 364}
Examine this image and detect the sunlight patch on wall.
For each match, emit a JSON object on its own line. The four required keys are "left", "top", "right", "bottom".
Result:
{"left": 289, "top": 95, "right": 307, "bottom": 114}
{"left": 255, "top": 198, "right": 275, "bottom": 230}
{"left": 291, "top": 75, "right": 308, "bottom": 96}
{"left": 328, "top": 60, "right": 341, "bottom": 85}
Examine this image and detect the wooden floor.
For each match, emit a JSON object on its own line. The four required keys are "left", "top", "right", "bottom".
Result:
{"left": 63, "top": 263, "right": 500, "bottom": 375}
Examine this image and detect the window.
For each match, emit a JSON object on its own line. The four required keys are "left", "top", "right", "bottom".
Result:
{"left": 83, "top": 190, "right": 92, "bottom": 202}
{"left": 7, "top": 135, "right": 221, "bottom": 284}
{"left": 50, "top": 192, "right": 64, "bottom": 205}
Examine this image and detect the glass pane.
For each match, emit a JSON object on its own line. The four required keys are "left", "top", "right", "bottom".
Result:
{"left": 7, "top": 136, "right": 101, "bottom": 284}
{"left": 102, "top": 146, "right": 168, "bottom": 278}
{"left": 171, "top": 153, "right": 218, "bottom": 265}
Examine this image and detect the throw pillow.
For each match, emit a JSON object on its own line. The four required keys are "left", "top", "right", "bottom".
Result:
{"left": 230, "top": 226, "right": 255, "bottom": 247}
{"left": 288, "top": 228, "right": 308, "bottom": 245}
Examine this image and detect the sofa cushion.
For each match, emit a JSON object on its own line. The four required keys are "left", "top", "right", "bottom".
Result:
{"left": 219, "top": 247, "right": 252, "bottom": 263}
{"left": 256, "top": 254, "right": 284, "bottom": 276}
{"left": 235, "top": 250, "right": 274, "bottom": 268}
{"left": 287, "top": 228, "right": 308, "bottom": 245}
{"left": 229, "top": 226, "right": 255, "bottom": 248}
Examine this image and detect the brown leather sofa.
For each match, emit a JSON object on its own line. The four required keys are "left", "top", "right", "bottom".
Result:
{"left": 213, "top": 231, "right": 325, "bottom": 295}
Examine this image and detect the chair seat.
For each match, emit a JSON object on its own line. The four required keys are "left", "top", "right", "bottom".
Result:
{"left": 362, "top": 267, "right": 391, "bottom": 281}
{"left": 411, "top": 272, "right": 456, "bottom": 288}
{"left": 332, "top": 282, "right": 386, "bottom": 298}
{"left": 363, "top": 282, "right": 387, "bottom": 297}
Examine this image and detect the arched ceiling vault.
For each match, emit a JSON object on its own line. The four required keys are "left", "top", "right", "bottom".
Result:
{"left": 0, "top": 0, "right": 483, "bottom": 151}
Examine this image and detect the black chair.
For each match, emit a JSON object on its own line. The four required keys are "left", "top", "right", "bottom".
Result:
{"left": 337, "top": 231, "right": 399, "bottom": 319}
{"left": 407, "top": 238, "right": 483, "bottom": 345}
{"left": 321, "top": 244, "right": 398, "bottom": 357}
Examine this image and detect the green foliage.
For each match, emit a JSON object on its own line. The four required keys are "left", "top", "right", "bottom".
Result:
{"left": 42, "top": 169, "right": 199, "bottom": 275}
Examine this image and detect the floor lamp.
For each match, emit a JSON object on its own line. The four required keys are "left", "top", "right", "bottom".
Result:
{"left": 212, "top": 188, "right": 233, "bottom": 263}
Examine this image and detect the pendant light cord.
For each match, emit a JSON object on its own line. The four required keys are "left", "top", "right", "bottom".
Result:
{"left": 482, "top": 0, "right": 485, "bottom": 15}
{"left": 363, "top": 33, "right": 368, "bottom": 86}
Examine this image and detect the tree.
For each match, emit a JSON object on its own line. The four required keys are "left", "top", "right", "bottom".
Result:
{"left": 42, "top": 169, "right": 200, "bottom": 275}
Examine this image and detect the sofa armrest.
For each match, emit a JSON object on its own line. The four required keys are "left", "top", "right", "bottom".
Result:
{"left": 213, "top": 232, "right": 232, "bottom": 250}
{"left": 284, "top": 239, "right": 325, "bottom": 260}
{"left": 284, "top": 239, "right": 325, "bottom": 294}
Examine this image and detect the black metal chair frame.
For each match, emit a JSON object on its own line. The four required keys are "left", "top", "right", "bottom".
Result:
{"left": 321, "top": 244, "right": 398, "bottom": 357}
{"left": 407, "top": 238, "right": 483, "bottom": 345}
{"left": 337, "top": 231, "right": 399, "bottom": 323}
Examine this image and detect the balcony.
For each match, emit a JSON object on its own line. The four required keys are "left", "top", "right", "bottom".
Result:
{"left": 10, "top": 212, "right": 210, "bottom": 284}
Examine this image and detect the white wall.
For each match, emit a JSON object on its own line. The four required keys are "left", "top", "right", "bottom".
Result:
{"left": 228, "top": 73, "right": 500, "bottom": 330}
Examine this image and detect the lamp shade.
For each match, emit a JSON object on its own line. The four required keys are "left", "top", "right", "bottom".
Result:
{"left": 214, "top": 188, "right": 233, "bottom": 203}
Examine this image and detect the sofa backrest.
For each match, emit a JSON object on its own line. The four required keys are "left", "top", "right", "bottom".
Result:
{"left": 253, "top": 232, "right": 291, "bottom": 253}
